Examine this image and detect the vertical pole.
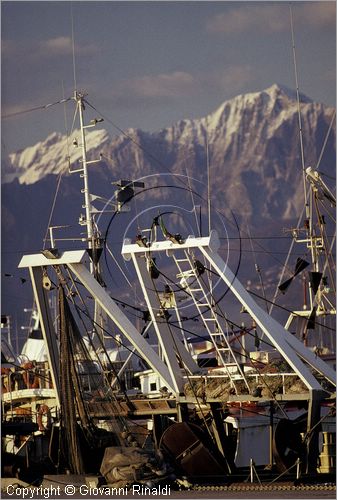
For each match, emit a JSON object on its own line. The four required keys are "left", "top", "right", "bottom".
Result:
{"left": 206, "top": 117, "right": 211, "bottom": 235}
{"left": 76, "top": 92, "right": 94, "bottom": 262}
{"left": 269, "top": 400, "right": 274, "bottom": 468}
{"left": 306, "top": 389, "right": 324, "bottom": 473}
{"left": 76, "top": 91, "right": 97, "bottom": 343}
{"left": 29, "top": 267, "right": 60, "bottom": 408}
{"left": 296, "top": 457, "right": 301, "bottom": 480}
{"left": 250, "top": 458, "right": 254, "bottom": 483}
{"left": 49, "top": 227, "right": 55, "bottom": 249}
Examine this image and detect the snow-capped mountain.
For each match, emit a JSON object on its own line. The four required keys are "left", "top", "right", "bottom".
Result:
{"left": 3, "top": 129, "right": 110, "bottom": 185}
{"left": 3, "top": 84, "right": 335, "bottom": 222}
{"left": 2, "top": 84, "right": 335, "bottom": 335}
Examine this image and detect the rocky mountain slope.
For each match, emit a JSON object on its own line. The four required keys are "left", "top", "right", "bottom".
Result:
{"left": 2, "top": 84, "right": 335, "bottom": 335}
{"left": 3, "top": 84, "right": 335, "bottom": 219}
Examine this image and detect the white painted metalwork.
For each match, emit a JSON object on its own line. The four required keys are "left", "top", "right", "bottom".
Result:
{"left": 122, "top": 230, "right": 336, "bottom": 392}
{"left": 18, "top": 250, "right": 87, "bottom": 268}
{"left": 129, "top": 252, "right": 199, "bottom": 393}
{"left": 68, "top": 262, "right": 177, "bottom": 392}
{"left": 172, "top": 251, "right": 250, "bottom": 392}
{"left": 200, "top": 244, "right": 336, "bottom": 389}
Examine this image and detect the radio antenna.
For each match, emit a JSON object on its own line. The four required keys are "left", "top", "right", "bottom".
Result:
{"left": 71, "top": 2, "right": 77, "bottom": 92}
{"left": 206, "top": 116, "right": 211, "bottom": 234}
{"left": 289, "top": 4, "right": 308, "bottom": 214}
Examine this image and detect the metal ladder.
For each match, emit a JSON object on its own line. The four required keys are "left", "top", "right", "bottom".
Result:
{"left": 173, "top": 250, "right": 250, "bottom": 392}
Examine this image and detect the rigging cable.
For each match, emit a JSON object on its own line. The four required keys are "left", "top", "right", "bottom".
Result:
{"left": 247, "top": 226, "right": 269, "bottom": 314}
{"left": 194, "top": 264, "right": 335, "bottom": 334}
{"left": 147, "top": 267, "right": 222, "bottom": 446}
{"left": 43, "top": 84, "right": 74, "bottom": 250}
{"left": 1, "top": 97, "right": 73, "bottom": 119}
{"left": 289, "top": 4, "right": 307, "bottom": 212}
{"left": 315, "top": 110, "right": 336, "bottom": 172}
{"left": 60, "top": 267, "right": 132, "bottom": 438}
{"left": 196, "top": 271, "right": 290, "bottom": 418}
{"left": 83, "top": 99, "right": 173, "bottom": 173}
{"left": 184, "top": 161, "right": 201, "bottom": 237}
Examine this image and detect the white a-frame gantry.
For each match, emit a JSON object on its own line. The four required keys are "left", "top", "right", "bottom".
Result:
{"left": 122, "top": 230, "right": 336, "bottom": 393}
{"left": 19, "top": 231, "right": 335, "bottom": 405}
{"left": 19, "top": 250, "right": 183, "bottom": 399}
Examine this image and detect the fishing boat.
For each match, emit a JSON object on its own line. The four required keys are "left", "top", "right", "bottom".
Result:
{"left": 1, "top": 81, "right": 335, "bottom": 491}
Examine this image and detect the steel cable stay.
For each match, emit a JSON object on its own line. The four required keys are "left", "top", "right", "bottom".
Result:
{"left": 1, "top": 97, "right": 74, "bottom": 119}
{"left": 200, "top": 265, "right": 335, "bottom": 334}
{"left": 142, "top": 261, "right": 277, "bottom": 354}
{"left": 194, "top": 272, "right": 289, "bottom": 418}
{"left": 66, "top": 303, "right": 149, "bottom": 366}
{"left": 42, "top": 83, "right": 72, "bottom": 250}
{"left": 94, "top": 114, "right": 329, "bottom": 317}
{"left": 171, "top": 249, "right": 249, "bottom": 392}
{"left": 84, "top": 99, "right": 194, "bottom": 178}
{"left": 102, "top": 184, "right": 204, "bottom": 285}
{"left": 63, "top": 262, "right": 258, "bottom": 454}
{"left": 145, "top": 252, "right": 334, "bottom": 409}
{"left": 147, "top": 272, "right": 222, "bottom": 449}
{"left": 62, "top": 266, "right": 136, "bottom": 412}
{"left": 61, "top": 100, "right": 316, "bottom": 326}
{"left": 247, "top": 290, "right": 335, "bottom": 334}
{"left": 52, "top": 265, "right": 134, "bottom": 443}
{"left": 83, "top": 96, "right": 250, "bottom": 233}
{"left": 247, "top": 226, "right": 269, "bottom": 314}
{"left": 166, "top": 319, "right": 275, "bottom": 355}
{"left": 47, "top": 242, "right": 332, "bottom": 369}
{"left": 101, "top": 187, "right": 240, "bottom": 334}
{"left": 70, "top": 276, "right": 148, "bottom": 320}
{"left": 103, "top": 198, "right": 242, "bottom": 324}
{"left": 126, "top": 225, "right": 294, "bottom": 413}
{"left": 314, "top": 110, "right": 336, "bottom": 174}
{"left": 56, "top": 275, "right": 148, "bottom": 363}
{"left": 125, "top": 249, "right": 297, "bottom": 449}
{"left": 263, "top": 404, "right": 336, "bottom": 484}
{"left": 289, "top": 5, "right": 307, "bottom": 210}
{"left": 36, "top": 91, "right": 78, "bottom": 339}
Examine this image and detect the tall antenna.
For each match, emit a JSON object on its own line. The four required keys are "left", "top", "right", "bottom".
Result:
{"left": 289, "top": 5, "right": 308, "bottom": 215}
{"left": 205, "top": 117, "right": 211, "bottom": 234}
{"left": 76, "top": 92, "right": 94, "bottom": 250}
{"left": 205, "top": 117, "right": 214, "bottom": 302}
{"left": 71, "top": 2, "right": 77, "bottom": 92}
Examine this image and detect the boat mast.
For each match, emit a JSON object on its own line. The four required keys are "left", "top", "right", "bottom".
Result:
{"left": 72, "top": 90, "right": 103, "bottom": 277}
{"left": 76, "top": 91, "right": 94, "bottom": 256}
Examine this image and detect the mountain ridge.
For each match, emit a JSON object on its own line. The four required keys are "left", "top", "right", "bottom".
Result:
{"left": 2, "top": 83, "right": 335, "bottom": 338}
{"left": 3, "top": 84, "right": 333, "bottom": 189}
{"left": 2, "top": 82, "right": 335, "bottom": 227}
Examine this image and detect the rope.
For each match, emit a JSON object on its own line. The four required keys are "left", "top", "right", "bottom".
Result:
{"left": 247, "top": 226, "right": 269, "bottom": 314}
{"left": 105, "top": 243, "right": 134, "bottom": 288}
{"left": 196, "top": 272, "right": 288, "bottom": 417}
{"left": 42, "top": 173, "right": 64, "bottom": 250}
{"left": 248, "top": 290, "right": 335, "bottom": 333}
{"left": 63, "top": 267, "right": 134, "bottom": 412}
{"left": 269, "top": 203, "right": 307, "bottom": 315}
{"left": 315, "top": 110, "right": 336, "bottom": 172}
{"left": 42, "top": 87, "right": 76, "bottom": 249}
{"left": 147, "top": 267, "right": 217, "bottom": 445}
{"left": 1, "top": 97, "right": 73, "bottom": 119}
{"left": 267, "top": 459, "right": 299, "bottom": 484}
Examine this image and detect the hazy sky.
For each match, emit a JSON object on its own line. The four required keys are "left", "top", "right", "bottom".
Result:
{"left": 1, "top": 1, "right": 336, "bottom": 153}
